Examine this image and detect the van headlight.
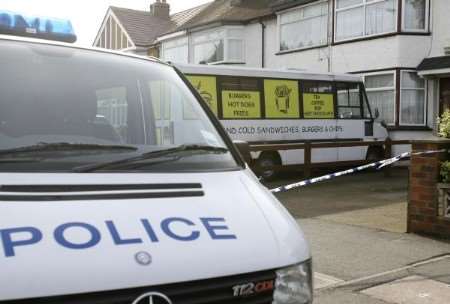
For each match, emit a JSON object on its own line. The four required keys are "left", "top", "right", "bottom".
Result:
{"left": 273, "top": 259, "right": 313, "bottom": 304}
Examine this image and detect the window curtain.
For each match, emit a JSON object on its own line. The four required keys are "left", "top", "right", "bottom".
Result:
{"left": 336, "top": 0, "right": 397, "bottom": 41}
{"left": 365, "top": 0, "right": 396, "bottom": 35}
{"left": 280, "top": 2, "right": 328, "bottom": 51}
{"left": 365, "top": 73, "right": 396, "bottom": 125}
{"left": 367, "top": 91, "right": 395, "bottom": 124}
{"left": 336, "top": 6, "right": 364, "bottom": 40}
{"left": 400, "top": 72, "right": 425, "bottom": 125}
{"left": 400, "top": 90, "right": 425, "bottom": 124}
{"left": 194, "top": 40, "right": 224, "bottom": 64}
{"left": 404, "top": 0, "right": 426, "bottom": 30}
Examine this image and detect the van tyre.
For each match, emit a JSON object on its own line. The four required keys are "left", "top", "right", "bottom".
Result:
{"left": 366, "top": 147, "right": 384, "bottom": 162}
{"left": 257, "top": 153, "right": 281, "bottom": 181}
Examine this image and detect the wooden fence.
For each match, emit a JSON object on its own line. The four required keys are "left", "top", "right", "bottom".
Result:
{"left": 249, "top": 138, "right": 411, "bottom": 178}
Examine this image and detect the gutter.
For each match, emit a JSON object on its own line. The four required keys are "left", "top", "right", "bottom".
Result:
{"left": 156, "top": 30, "right": 188, "bottom": 42}
{"left": 259, "top": 19, "right": 266, "bottom": 68}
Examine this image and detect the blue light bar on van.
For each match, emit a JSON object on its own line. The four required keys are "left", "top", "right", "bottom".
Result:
{"left": 0, "top": 10, "right": 76, "bottom": 43}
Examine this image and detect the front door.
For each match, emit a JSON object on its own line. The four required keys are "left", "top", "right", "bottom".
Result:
{"left": 440, "top": 78, "right": 450, "bottom": 115}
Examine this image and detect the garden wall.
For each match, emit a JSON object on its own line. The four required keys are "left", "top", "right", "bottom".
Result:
{"left": 408, "top": 139, "right": 450, "bottom": 239}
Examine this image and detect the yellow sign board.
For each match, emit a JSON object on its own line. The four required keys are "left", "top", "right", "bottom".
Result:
{"left": 186, "top": 75, "right": 218, "bottom": 115}
{"left": 303, "top": 93, "right": 335, "bottom": 119}
{"left": 264, "top": 79, "right": 300, "bottom": 118}
{"left": 222, "top": 90, "right": 261, "bottom": 119}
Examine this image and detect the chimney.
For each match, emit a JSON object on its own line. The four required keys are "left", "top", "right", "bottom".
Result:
{"left": 150, "top": 0, "right": 170, "bottom": 18}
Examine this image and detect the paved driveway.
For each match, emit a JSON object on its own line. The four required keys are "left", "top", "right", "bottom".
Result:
{"left": 268, "top": 168, "right": 450, "bottom": 304}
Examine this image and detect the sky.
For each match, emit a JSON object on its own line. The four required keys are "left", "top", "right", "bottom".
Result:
{"left": 1, "top": 0, "right": 211, "bottom": 46}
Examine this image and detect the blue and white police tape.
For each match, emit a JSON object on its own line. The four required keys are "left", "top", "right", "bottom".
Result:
{"left": 270, "top": 149, "right": 448, "bottom": 194}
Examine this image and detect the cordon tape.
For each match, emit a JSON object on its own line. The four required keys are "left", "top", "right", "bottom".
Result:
{"left": 270, "top": 149, "right": 448, "bottom": 194}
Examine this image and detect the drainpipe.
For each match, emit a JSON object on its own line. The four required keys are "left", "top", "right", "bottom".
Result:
{"left": 327, "top": 0, "right": 333, "bottom": 72}
{"left": 259, "top": 19, "right": 266, "bottom": 68}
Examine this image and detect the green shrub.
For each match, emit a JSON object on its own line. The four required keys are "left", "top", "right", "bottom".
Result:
{"left": 441, "top": 161, "right": 450, "bottom": 183}
{"left": 438, "top": 110, "right": 450, "bottom": 138}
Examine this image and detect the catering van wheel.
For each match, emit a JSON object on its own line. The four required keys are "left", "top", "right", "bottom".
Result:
{"left": 257, "top": 152, "right": 281, "bottom": 181}
{"left": 366, "top": 147, "right": 384, "bottom": 162}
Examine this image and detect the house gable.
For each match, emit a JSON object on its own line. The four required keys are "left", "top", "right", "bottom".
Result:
{"left": 93, "top": 8, "right": 135, "bottom": 50}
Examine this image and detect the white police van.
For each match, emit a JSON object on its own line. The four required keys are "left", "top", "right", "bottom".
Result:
{"left": 0, "top": 11, "right": 312, "bottom": 304}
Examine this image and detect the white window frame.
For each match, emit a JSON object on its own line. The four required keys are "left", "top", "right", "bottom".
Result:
{"left": 362, "top": 70, "right": 397, "bottom": 126}
{"left": 399, "top": 70, "right": 427, "bottom": 126}
{"left": 401, "top": 0, "right": 429, "bottom": 33}
{"left": 161, "top": 36, "right": 189, "bottom": 63}
{"left": 191, "top": 26, "right": 245, "bottom": 65}
{"left": 277, "top": 0, "right": 329, "bottom": 53}
{"left": 334, "top": 0, "right": 399, "bottom": 43}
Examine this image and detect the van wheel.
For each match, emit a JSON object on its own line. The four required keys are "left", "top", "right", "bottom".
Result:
{"left": 257, "top": 153, "right": 281, "bottom": 181}
{"left": 366, "top": 147, "right": 384, "bottom": 162}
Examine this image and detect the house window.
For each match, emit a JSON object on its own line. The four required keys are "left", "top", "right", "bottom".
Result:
{"left": 364, "top": 72, "right": 396, "bottom": 125}
{"left": 403, "top": 0, "right": 428, "bottom": 31}
{"left": 335, "top": 0, "right": 397, "bottom": 41}
{"left": 278, "top": 1, "right": 328, "bottom": 51}
{"left": 400, "top": 71, "right": 426, "bottom": 125}
{"left": 192, "top": 27, "right": 244, "bottom": 64}
{"left": 162, "top": 37, "right": 188, "bottom": 63}
{"left": 193, "top": 31, "right": 224, "bottom": 64}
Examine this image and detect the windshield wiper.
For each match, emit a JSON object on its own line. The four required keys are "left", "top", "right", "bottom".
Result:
{"left": 73, "top": 144, "right": 229, "bottom": 173}
{"left": 0, "top": 158, "right": 43, "bottom": 163}
{"left": 0, "top": 142, "right": 137, "bottom": 157}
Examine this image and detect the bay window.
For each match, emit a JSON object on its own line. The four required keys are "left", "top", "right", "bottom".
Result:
{"left": 192, "top": 27, "right": 244, "bottom": 64}
{"left": 161, "top": 37, "right": 188, "bottom": 63}
{"left": 335, "top": 0, "right": 397, "bottom": 41}
{"left": 278, "top": 1, "right": 328, "bottom": 52}
{"left": 364, "top": 72, "right": 396, "bottom": 125}
{"left": 402, "top": 0, "right": 428, "bottom": 31}
{"left": 400, "top": 71, "right": 426, "bottom": 125}
{"left": 363, "top": 71, "right": 426, "bottom": 127}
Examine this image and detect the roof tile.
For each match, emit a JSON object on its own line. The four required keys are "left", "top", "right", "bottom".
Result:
{"left": 418, "top": 56, "right": 450, "bottom": 71}
{"left": 110, "top": 1, "right": 277, "bottom": 47}
{"left": 110, "top": 3, "right": 209, "bottom": 47}
{"left": 175, "top": 0, "right": 274, "bottom": 32}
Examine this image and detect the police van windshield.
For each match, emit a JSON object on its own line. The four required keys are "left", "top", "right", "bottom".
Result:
{"left": 0, "top": 40, "right": 238, "bottom": 173}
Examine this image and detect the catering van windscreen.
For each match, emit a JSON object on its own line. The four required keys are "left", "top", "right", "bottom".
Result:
{"left": 0, "top": 40, "right": 238, "bottom": 173}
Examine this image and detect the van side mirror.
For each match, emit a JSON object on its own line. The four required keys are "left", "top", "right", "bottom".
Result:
{"left": 374, "top": 108, "right": 380, "bottom": 119}
{"left": 233, "top": 140, "right": 252, "bottom": 165}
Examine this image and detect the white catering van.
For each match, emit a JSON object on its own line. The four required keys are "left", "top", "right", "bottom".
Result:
{"left": 176, "top": 64, "right": 389, "bottom": 179}
{"left": 0, "top": 12, "right": 312, "bottom": 304}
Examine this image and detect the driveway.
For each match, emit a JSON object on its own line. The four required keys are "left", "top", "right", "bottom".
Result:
{"left": 268, "top": 168, "right": 450, "bottom": 304}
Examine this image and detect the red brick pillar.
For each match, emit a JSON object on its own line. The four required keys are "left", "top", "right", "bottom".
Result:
{"left": 408, "top": 140, "right": 450, "bottom": 239}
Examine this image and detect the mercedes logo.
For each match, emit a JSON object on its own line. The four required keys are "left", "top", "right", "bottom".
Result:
{"left": 132, "top": 292, "right": 172, "bottom": 304}
{"left": 135, "top": 251, "right": 152, "bottom": 266}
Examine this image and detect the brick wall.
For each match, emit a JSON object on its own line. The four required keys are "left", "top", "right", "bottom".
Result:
{"left": 408, "top": 140, "right": 450, "bottom": 239}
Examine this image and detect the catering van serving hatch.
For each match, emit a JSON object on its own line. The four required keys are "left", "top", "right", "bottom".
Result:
{"left": 0, "top": 14, "right": 312, "bottom": 304}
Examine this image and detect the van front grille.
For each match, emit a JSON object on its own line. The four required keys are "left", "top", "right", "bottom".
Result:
{"left": 1, "top": 269, "right": 276, "bottom": 304}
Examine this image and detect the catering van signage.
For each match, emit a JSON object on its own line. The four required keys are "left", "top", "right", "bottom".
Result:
{"left": 303, "top": 93, "right": 335, "bottom": 119}
{"left": 264, "top": 79, "right": 300, "bottom": 118}
{"left": 222, "top": 91, "right": 261, "bottom": 119}
{"left": 186, "top": 75, "right": 218, "bottom": 116}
